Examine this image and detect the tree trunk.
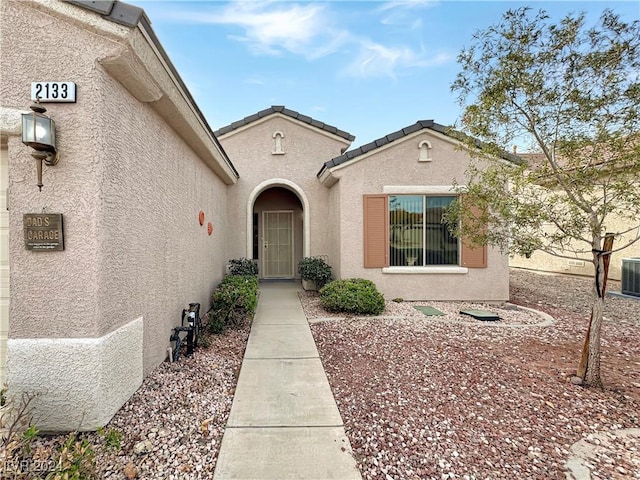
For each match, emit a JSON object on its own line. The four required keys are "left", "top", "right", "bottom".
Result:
{"left": 584, "top": 291, "right": 604, "bottom": 388}
{"left": 581, "top": 233, "right": 614, "bottom": 388}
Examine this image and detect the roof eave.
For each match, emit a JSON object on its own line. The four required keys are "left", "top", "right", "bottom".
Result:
{"left": 317, "top": 165, "right": 338, "bottom": 187}
{"left": 214, "top": 106, "right": 355, "bottom": 144}
{"left": 69, "top": 0, "right": 239, "bottom": 184}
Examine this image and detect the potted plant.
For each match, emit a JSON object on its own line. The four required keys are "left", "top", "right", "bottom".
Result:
{"left": 297, "top": 256, "right": 332, "bottom": 291}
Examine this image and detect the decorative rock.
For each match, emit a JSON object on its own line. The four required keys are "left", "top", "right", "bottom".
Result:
{"left": 133, "top": 439, "right": 153, "bottom": 455}
{"left": 570, "top": 376, "right": 583, "bottom": 385}
{"left": 123, "top": 462, "right": 138, "bottom": 479}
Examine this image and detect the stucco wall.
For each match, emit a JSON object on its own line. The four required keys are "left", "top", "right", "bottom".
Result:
{"left": 2, "top": 1, "right": 229, "bottom": 429}
{"left": 327, "top": 182, "right": 342, "bottom": 279}
{"left": 218, "top": 115, "right": 350, "bottom": 273}
{"left": 3, "top": 1, "right": 118, "bottom": 340}
{"left": 510, "top": 217, "right": 640, "bottom": 283}
{"left": 329, "top": 130, "right": 510, "bottom": 301}
{"left": 95, "top": 70, "right": 229, "bottom": 371}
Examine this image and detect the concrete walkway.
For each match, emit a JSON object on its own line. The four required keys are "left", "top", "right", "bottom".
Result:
{"left": 213, "top": 282, "right": 362, "bottom": 480}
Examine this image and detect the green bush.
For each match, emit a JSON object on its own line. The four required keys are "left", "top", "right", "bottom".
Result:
{"left": 297, "top": 256, "right": 332, "bottom": 289}
{"left": 210, "top": 274, "right": 258, "bottom": 333}
{"left": 227, "top": 257, "right": 258, "bottom": 276}
{"left": 319, "top": 278, "right": 386, "bottom": 315}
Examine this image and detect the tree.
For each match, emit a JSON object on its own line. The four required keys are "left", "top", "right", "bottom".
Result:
{"left": 446, "top": 7, "right": 640, "bottom": 387}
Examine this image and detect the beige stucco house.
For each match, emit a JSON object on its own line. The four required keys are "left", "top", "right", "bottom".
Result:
{"left": 510, "top": 226, "right": 640, "bottom": 283}
{"left": 1, "top": 0, "right": 509, "bottom": 431}
{"left": 217, "top": 109, "right": 509, "bottom": 301}
{"left": 509, "top": 155, "right": 640, "bottom": 283}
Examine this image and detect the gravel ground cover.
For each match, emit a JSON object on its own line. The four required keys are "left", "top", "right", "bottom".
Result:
{"left": 5, "top": 269, "right": 637, "bottom": 479}
{"left": 3, "top": 324, "right": 249, "bottom": 480}
{"left": 307, "top": 269, "right": 640, "bottom": 480}
{"left": 89, "top": 324, "right": 250, "bottom": 479}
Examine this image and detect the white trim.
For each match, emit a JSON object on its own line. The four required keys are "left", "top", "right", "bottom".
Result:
{"left": 272, "top": 131, "right": 285, "bottom": 155}
{"left": 382, "top": 266, "right": 469, "bottom": 274}
{"left": 246, "top": 179, "right": 310, "bottom": 259}
{"left": 318, "top": 167, "right": 337, "bottom": 187}
{"left": 383, "top": 185, "right": 465, "bottom": 194}
{"left": 418, "top": 140, "right": 432, "bottom": 162}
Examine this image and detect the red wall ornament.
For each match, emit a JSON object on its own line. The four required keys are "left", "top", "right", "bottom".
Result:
{"left": 207, "top": 222, "right": 213, "bottom": 236}
{"left": 199, "top": 210, "right": 205, "bottom": 226}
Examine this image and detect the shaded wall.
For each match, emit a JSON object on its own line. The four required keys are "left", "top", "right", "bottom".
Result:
{"left": 2, "top": 0, "right": 229, "bottom": 430}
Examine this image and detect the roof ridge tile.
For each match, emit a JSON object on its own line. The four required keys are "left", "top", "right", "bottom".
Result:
{"left": 214, "top": 106, "right": 355, "bottom": 142}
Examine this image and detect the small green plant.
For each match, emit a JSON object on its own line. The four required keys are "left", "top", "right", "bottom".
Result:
{"left": 392, "top": 298, "right": 404, "bottom": 303}
{"left": 22, "top": 424, "right": 39, "bottom": 441}
{"left": 297, "top": 256, "right": 332, "bottom": 289}
{"left": 97, "top": 426, "right": 122, "bottom": 451}
{"left": 210, "top": 274, "right": 259, "bottom": 333}
{"left": 319, "top": 278, "right": 386, "bottom": 315}
{"left": 47, "top": 432, "right": 95, "bottom": 479}
{"left": 1, "top": 392, "right": 97, "bottom": 479}
{"left": 1, "top": 392, "right": 50, "bottom": 477}
{"left": 227, "top": 257, "right": 258, "bottom": 276}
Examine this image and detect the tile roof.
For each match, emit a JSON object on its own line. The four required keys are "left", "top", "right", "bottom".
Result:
{"left": 319, "top": 120, "right": 524, "bottom": 176}
{"left": 68, "top": 0, "right": 146, "bottom": 27}
{"left": 213, "top": 106, "right": 355, "bottom": 142}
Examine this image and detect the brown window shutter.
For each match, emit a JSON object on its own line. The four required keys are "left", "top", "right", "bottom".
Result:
{"left": 460, "top": 196, "right": 487, "bottom": 268}
{"left": 363, "top": 194, "right": 389, "bottom": 268}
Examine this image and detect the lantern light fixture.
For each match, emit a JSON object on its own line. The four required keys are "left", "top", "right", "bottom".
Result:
{"left": 22, "top": 100, "right": 59, "bottom": 191}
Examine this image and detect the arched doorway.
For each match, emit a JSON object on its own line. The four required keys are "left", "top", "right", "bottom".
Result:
{"left": 247, "top": 180, "right": 308, "bottom": 279}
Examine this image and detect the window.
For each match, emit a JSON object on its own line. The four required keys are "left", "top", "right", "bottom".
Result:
{"left": 389, "top": 195, "right": 458, "bottom": 266}
{"left": 363, "top": 193, "right": 487, "bottom": 269}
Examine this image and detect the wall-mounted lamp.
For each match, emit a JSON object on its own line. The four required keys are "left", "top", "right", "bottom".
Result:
{"left": 22, "top": 101, "right": 59, "bottom": 191}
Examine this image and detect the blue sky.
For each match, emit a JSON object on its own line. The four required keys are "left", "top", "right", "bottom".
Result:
{"left": 133, "top": 0, "right": 639, "bottom": 150}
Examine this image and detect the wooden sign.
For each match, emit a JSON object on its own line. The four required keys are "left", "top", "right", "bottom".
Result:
{"left": 24, "top": 213, "right": 64, "bottom": 251}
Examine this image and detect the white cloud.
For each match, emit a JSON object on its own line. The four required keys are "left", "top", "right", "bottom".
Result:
{"left": 377, "top": 0, "right": 439, "bottom": 13}
{"left": 342, "top": 40, "right": 452, "bottom": 79}
{"left": 378, "top": 0, "right": 437, "bottom": 29}
{"left": 158, "top": 1, "right": 450, "bottom": 80}
{"left": 169, "top": 1, "right": 347, "bottom": 59}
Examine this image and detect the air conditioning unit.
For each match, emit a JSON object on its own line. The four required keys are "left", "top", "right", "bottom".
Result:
{"left": 621, "top": 258, "right": 640, "bottom": 297}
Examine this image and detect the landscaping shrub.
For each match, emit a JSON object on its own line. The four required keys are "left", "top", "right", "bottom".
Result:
{"left": 297, "top": 256, "right": 332, "bottom": 289}
{"left": 227, "top": 257, "right": 258, "bottom": 276}
{"left": 319, "top": 278, "right": 386, "bottom": 315}
{"left": 210, "top": 274, "right": 258, "bottom": 333}
{"left": 1, "top": 392, "right": 97, "bottom": 479}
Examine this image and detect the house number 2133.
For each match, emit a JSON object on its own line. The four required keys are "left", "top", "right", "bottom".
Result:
{"left": 31, "top": 82, "right": 77, "bottom": 103}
